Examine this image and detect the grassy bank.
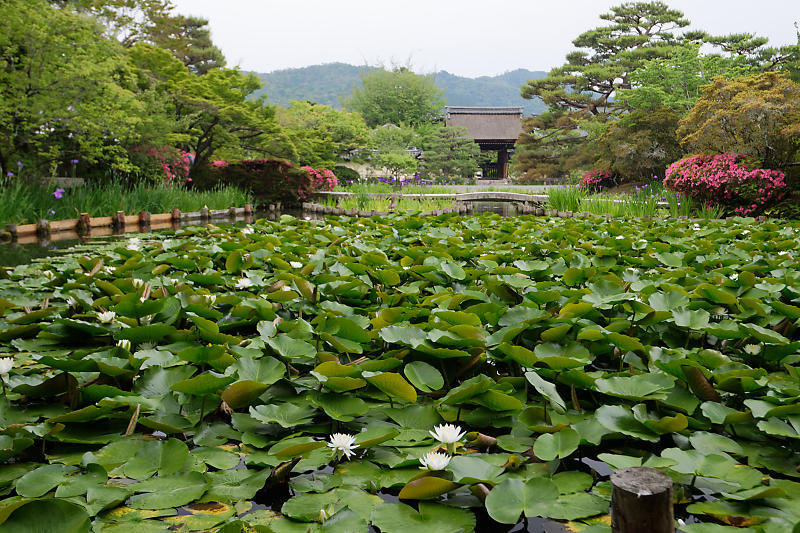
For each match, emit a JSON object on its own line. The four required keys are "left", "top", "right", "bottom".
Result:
{"left": 0, "top": 182, "right": 252, "bottom": 226}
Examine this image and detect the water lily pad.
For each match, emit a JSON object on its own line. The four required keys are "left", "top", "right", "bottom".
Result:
{"left": 370, "top": 502, "right": 475, "bottom": 533}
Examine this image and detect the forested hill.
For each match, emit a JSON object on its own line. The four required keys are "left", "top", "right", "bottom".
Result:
{"left": 251, "top": 63, "right": 548, "bottom": 115}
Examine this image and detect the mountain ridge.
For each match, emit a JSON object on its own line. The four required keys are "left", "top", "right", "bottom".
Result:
{"left": 250, "top": 63, "right": 547, "bottom": 116}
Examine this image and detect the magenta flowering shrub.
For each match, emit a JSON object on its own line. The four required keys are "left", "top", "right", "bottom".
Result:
{"left": 301, "top": 166, "right": 338, "bottom": 191}
{"left": 579, "top": 169, "right": 616, "bottom": 191}
{"left": 664, "top": 154, "right": 787, "bottom": 216}
{"left": 131, "top": 146, "right": 192, "bottom": 185}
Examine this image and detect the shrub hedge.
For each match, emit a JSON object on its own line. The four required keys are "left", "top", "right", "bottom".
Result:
{"left": 664, "top": 153, "right": 787, "bottom": 216}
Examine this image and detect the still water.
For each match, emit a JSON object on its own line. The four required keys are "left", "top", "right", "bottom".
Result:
{"left": 0, "top": 202, "right": 516, "bottom": 267}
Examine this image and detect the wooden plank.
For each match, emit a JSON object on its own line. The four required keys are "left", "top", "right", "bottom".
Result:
{"left": 90, "top": 216, "right": 114, "bottom": 227}
{"left": 49, "top": 219, "right": 79, "bottom": 232}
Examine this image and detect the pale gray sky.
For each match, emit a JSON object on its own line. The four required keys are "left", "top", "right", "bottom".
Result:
{"left": 171, "top": 0, "right": 799, "bottom": 77}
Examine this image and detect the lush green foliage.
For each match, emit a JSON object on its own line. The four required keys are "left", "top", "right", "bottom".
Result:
{"left": 0, "top": 0, "right": 145, "bottom": 174}
{"left": 276, "top": 101, "right": 370, "bottom": 168}
{"left": 0, "top": 1, "right": 295, "bottom": 182}
{"left": 0, "top": 214, "right": 799, "bottom": 531}
{"left": 196, "top": 159, "right": 313, "bottom": 206}
{"left": 418, "top": 127, "right": 480, "bottom": 182}
{"left": 346, "top": 67, "right": 446, "bottom": 128}
{"left": 677, "top": 72, "right": 800, "bottom": 172}
{"left": 514, "top": 2, "right": 800, "bottom": 182}
{"left": 332, "top": 165, "right": 361, "bottom": 184}
{"left": 589, "top": 107, "right": 684, "bottom": 181}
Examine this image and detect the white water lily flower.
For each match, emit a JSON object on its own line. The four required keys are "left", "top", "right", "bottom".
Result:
{"left": 429, "top": 423, "right": 466, "bottom": 455}
{"left": 116, "top": 339, "right": 131, "bottom": 351}
{"left": 0, "top": 358, "right": 13, "bottom": 384}
{"left": 615, "top": 235, "right": 624, "bottom": 240}
{"left": 132, "top": 278, "right": 144, "bottom": 288}
{"left": 42, "top": 270, "right": 55, "bottom": 279}
{"left": 241, "top": 226, "right": 254, "bottom": 235}
{"left": 236, "top": 277, "right": 254, "bottom": 289}
{"left": 138, "top": 342, "right": 156, "bottom": 351}
{"left": 744, "top": 344, "right": 762, "bottom": 355}
{"left": 97, "top": 311, "right": 116, "bottom": 323}
{"left": 127, "top": 238, "right": 142, "bottom": 251}
{"left": 206, "top": 295, "right": 216, "bottom": 306}
{"left": 730, "top": 273, "right": 739, "bottom": 281}
{"left": 327, "top": 433, "right": 359, "bottom": 460}
{"left": 419, "top": 451, "right": 451, "bottom": 471}
{"left": 318, "top": 504, "right": 335, "bottom": 523}
{"left": 66, "top": 296, "right": 77, "bottom": 307}
{"left": 290, "top": 261, "right": 303, "bottom": 269}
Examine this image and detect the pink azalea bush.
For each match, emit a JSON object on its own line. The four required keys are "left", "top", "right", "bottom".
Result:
{"left": 664, "top": 154, "right": 787, "bottom": 216}
{"left": 579, "top": 169, "right": 616, "bottom": 191}
{"left": 301, "top": 166, "right": 338, "bottom": 191}
{"left": 131, "top": 146, "right": 192, "bottom": 185}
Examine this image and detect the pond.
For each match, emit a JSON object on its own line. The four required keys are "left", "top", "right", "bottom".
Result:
{"left": 0, "top": 211, "right": 797, "bottom": 533}
{"left": 0, "top": 205, "right": 514, "bottom": 267}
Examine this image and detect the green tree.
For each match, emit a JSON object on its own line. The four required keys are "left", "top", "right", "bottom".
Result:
{"left": 511, "top": 111, "right": 586, "bottom": 182}
{"left": 55, "top": 0, "right": 175, "bottom": 47}
{"left": 129, "top": 44, "right": 293, "bottom": 170}
{"left": 60, "top": 0, "right": 226, "bottom": 73}
{"left": 147, "top": 14, "right": 226, "bottom": 74}
{"left": 376, "top": 151, "right": 418, "bottom": 188}
{"left": 419, "top": 126, "right": 480, "bottom": 181}
{"left": 677, "top": 72, "right": 800, "bottom": 172}
{"left": 591, "top": 107, "right": 682, "bottom": 180}
{"left": 616, "top": 44, "right": 755, "bottom": 115}
{"left": 516, "top": 1, "right": 692, "bottom": 178}
{"left": 276, "top": 101, "right": 370, "bottom": 168}
{"left": 0, "top": 0, "right": 146, "bottom": 175}
{"left": 346, "top": 67, "right": 446, "bottom": 128}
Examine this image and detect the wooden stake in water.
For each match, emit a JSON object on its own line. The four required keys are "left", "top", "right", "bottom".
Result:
{"left": 611, "top": 466, "right": 674, "bottom": 533}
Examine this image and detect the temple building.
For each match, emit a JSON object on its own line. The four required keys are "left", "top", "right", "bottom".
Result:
{"left": 444, "top": 106, "right": 523, "bottom": 180}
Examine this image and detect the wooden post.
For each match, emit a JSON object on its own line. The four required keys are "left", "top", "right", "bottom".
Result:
{"left": 78, "top": 213, "right": 91, "bottom": 233}
{"left": 244, "top": 203, "right": 253, "bottom": 215}
{"left": 228, "top": 206, "right": 237, "bottom": 218}
{"left": 5, "top": 224, "right": 17, "bottom": 241}
{"left": 200, "top": 206, "right": 209, "bottom": 220}
{"left": 138, "top": 211, "right": 150, "bottom": 228}
{"left": 611, "top": 467, "right": 674, "bottom": 533}
{"left": 36, "top": 219, "right": 50, "bottom": 237}
{"left": 113, "top": 211, "right": 125, "bottom": 230}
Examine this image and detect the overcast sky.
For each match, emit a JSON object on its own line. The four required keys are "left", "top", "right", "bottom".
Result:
{"left": 171, "top": 0, "right": 800, "bottom": 77}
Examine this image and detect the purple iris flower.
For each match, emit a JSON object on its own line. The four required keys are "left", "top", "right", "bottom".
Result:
{"left": 52, "top": 188, "right": 65, "bottom": 199}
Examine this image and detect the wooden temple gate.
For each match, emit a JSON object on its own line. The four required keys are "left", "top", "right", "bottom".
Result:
{"left": 444, "top": 106, "right": 523, "bottom": 181}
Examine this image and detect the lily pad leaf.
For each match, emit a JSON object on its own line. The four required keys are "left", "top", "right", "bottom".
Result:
{"left": 128, "top": 472, "right": 208, "bottom": 510}
{"left": 0, "top": 499, "right": 90, "bottom": 533}
{"left": 370, "top": 502, "right": 475, "bottom": 533}
{"left": 398, "top": 477, "right": 460, "bottom": 500}
{"left": 533, "top": 428, "right": 580, "bottom": 461}
{"left": 485, "top": 477, "right": 559, "bottom": 524}
{"left": 362, "top": 372, "right": 417, "bottom": 403}
{"left": 403, "top": 361, "right": 444, "bottom": 392}
{"left": 250, "top": 403, "right": 317, "bottom": 428}
{"left": 525, "top": 371, "right": 566, "bottom": 413}
{"left": 595, "top": 373, "right": 675, "bottom": 401}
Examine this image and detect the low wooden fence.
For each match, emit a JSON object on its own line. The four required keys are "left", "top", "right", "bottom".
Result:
{"left": 1, "top": 204, "right": 253, "bottom": 244}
